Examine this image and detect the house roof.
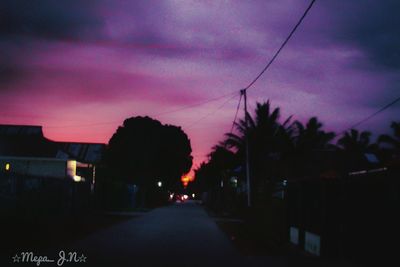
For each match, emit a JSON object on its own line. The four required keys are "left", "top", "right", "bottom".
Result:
{"left": 0, "top": 124, "right": 43, "bottom": 136}
{"left": 0, "top": 125, "right": 58, "bottom": 158}
{"left": 0, "top": 124, "right": 105, "bottom": 164}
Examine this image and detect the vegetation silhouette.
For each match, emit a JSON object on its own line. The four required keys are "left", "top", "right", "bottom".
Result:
{"left": 104, "top": 116, "right": 192, "bottom": 191}
{"left": 378, "top": 121, "right": 400, "bottom": 151}
{"left": 194, "top": 99, "right": 399, "bottom": 200}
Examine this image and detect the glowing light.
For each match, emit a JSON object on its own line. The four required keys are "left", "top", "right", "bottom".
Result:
{"left": 5, "top": 163, "right": 10, "bottom": 171}
{"left": 73, "top": 175, "right": 82, "bottom": 182}
{"left": 183, "top": 194, "right": 188, "bottom": 200}
{"left": 230, "top": 176, "right": 238, "bottom": 188}
{"left": 181, "top": 175, "right": 194, "bottom": 188}
{"left": 67, "top": 160, "right": 77, "bottom": 178}
{"left": 169, "top": 193, "right": 174, "bottom": 200}
{"left": 157, "top": 181, "right": 162, "bottom": 187}
{"left": 192, "top": 193, "right": 195, "bottom": 198}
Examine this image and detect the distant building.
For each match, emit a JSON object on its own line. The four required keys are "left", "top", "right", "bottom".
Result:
{"left": 0, "top": 156, "right": 77, "bottom": 179}
{"left": 0, "top": 124, "right": 105, "bottom": 183}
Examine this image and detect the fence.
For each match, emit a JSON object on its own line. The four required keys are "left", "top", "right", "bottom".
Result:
{"left": 0, "top": 172, "right": 91, "bottom": 219}
{"left": 286, "top": 168, "right": 399, "bottom": 261}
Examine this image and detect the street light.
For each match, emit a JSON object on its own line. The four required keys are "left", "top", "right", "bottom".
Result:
{"left": 157, "top": 181, "right": 162, "bottom": 188}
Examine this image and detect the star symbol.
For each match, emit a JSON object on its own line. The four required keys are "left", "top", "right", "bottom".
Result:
{"left": 78, "top": 254, "right": 87, "bottom": 263}
{"left": 12, "top": 254, "right": 20, "bottom": 263}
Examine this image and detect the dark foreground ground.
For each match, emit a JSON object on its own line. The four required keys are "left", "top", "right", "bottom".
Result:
{"left": 1, "top": 201, "right": 358, "bottom": 267}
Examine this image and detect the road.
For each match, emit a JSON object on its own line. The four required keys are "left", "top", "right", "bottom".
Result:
{"left": 3, "top": 200, "right": 355, "bottom": 267}
{"left": 65, "top": 201, "right": 255, "bottom": 267}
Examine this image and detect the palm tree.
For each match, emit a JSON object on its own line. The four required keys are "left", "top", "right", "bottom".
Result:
{"left": 337, "top": 129, "right": 378, "bottom": 172}
{"left": 223, "top": 101, "right": 294, "bottom": 200}
{"left": 290, "top": 117, "right": 336, "bottom": 177}
{"left": 224, "top": 100, "right": 292, "bottom": 155}
{"left": 378, "top": 122, "right": 400, "bottom": 152}
{"left": 337, "top": 129, "right": 373, "bottom": 154}
{"left": 294, "top": 117, "right": 336, "bottom": 151}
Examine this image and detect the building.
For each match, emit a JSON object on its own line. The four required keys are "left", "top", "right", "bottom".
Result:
{"left": 0, "top": 124, "right": 105, "bottom": 183}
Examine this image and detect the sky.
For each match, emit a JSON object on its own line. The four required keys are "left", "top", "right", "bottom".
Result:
{"left": 1, "top": 0, "right": 400, "bottom": 174}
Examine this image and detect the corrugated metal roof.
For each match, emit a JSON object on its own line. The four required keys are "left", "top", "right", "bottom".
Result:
{"left": 57, "top": 142, "right": 105, "bottom": 164}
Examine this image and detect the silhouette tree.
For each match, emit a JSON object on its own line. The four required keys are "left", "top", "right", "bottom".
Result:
{"left": 158, "top": 124, "right": 193, "bottom": 190}
{"left": 105, "top": 116, "right": 192, "bottom": 190}
{"left": 291, "top": 117, "right": 336, "bottom": 177}
{"left": 224, "top": 101, "right": 292, "bottom": 153}
{"left": 223, "top": 101, "right": 293, "bottom": 199}
{"left": 293, "top": 117, "right": 336, "bottom": 151}
{"left": 337, "top": 129, "right": 377, "bottom": 171}
{"left": 337, "top": 129, "right": 373, "bottom": 154}
{"left": 378, "top": 121, "right": 400, "bottom": 152}
{"left": 193, "top": 145, "right": 236, "bottom": 192}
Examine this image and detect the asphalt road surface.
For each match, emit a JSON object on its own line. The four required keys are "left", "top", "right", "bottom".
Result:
{"left": 4, "top": 200, "right": 355, "bottom": 267}
{"left": 67, "top": 201, "right": 252, "bottom": 267}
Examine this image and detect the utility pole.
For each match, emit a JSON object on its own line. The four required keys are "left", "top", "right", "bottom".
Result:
{"left": 241, "top": 89, "right": 251, "bottom": 207}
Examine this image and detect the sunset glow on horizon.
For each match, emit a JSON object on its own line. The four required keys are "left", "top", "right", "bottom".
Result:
{"left": 181, "top": 174, "right": 195, "bottom": 187}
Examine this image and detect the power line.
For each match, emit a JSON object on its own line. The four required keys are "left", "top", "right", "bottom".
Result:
{"left": 208, "top": 0, "right": 316, "bottom": 152}
{"left": 226, "top": 0, "right": 316, "bottom": 153}
{"left": 185, "top": 93, "right": 238, "bottom": 129}
{"left": 154, "top": 91, "right": 237, "bottom": 117}
{"left": 243, "top": 0, "right": 316, "bottom": 91}
{"left": 339, "top": 95, "right": 400, "bottom": 135}
{"left": 45, "top": 92, "right": 237, "bottom": 129}
{"left": 227, "top": 0, "right": 317, "bottom": 205}
{"left": 162, "top": 0, "right": 317, "bottom": 133}
{"left": 8, "top": 1, "right": 317, "bottom": 132}
{"left": 6, "top": 0, "right": 319, "bottom": 166}
{"left": 229, "top": 92, "right": 243, "bottom": 134}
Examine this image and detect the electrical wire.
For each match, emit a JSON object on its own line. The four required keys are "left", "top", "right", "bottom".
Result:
{"left": 185, "top": 93, "right": 238, "bottom": 129}
{"left": 45, "top": 91, "right": 237, "bottom": 129}
{"left": 243, "top": 0, "right": 317, "bottom": 91}
{"left": 9, "top": 0, "right": 318, "bottom": 138}
{"left": 339, "top": 95, "right": 400, "bottom": 135}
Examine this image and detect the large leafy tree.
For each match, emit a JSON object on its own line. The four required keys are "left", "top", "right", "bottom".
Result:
{"left": 193, "top": 145, "right": 236, "bottom": 192}
{"left": 105, "top": 116, "right": 192, "bottom": 190}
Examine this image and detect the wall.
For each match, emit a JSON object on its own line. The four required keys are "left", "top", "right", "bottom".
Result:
{"left": 286, "top": 169, "right": 399, "bottom": 261}
{"left": 0, "top": 173, "right": 92, "bottom": 218}
{"left": 0, "top": 156, "right": 75, "bottom": 179}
